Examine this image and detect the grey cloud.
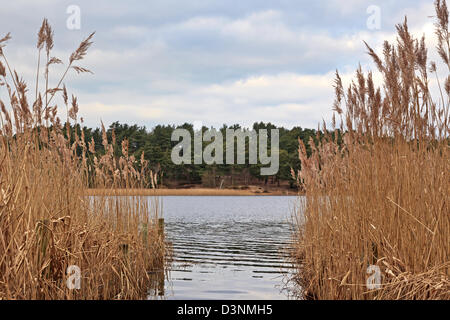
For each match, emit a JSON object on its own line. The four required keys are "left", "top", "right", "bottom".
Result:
{"left": 0, "top": 0, "right": 433, "bottom": 130}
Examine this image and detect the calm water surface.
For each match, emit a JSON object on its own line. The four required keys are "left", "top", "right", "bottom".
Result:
{"left": 157, "top": 196, "right": 301, "bottom": 300}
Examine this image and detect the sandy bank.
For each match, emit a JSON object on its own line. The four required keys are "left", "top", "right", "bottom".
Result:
{"left": 86, "top": 188, "right": 299, "bottom": 196}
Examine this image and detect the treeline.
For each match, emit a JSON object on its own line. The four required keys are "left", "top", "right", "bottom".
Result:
{"left": 64, "top": 121, "right": 339, "bottom": 188}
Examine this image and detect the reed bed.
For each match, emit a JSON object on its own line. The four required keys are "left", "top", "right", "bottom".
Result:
{"left": 291, "top": 1, "right": 449, "bottom": 300}
{"left": 0, "top": 20, "right": 165, "bottom": 299}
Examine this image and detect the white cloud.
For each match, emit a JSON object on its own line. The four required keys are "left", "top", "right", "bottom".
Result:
{"left": 77, "top": 71, "right": 345, "bottom": 129}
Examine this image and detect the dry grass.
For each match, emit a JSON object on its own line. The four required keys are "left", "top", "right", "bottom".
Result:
{"left": 0, "top": 20, "right": 165, "bottom": 299}
{"left": 291, "top": 1, "right": 449, "bottom": 300}
{"left": 86, "top": 188, "right": 297, "bottom": 196}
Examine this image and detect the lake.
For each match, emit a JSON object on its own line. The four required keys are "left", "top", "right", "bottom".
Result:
{"left": 151, "top": 196, "right": 301, "bottom": 300}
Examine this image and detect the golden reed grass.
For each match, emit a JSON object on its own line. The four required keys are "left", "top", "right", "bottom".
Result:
{"left": 291, "top": 1, "right": 449, "bottom": 300}
{"left": 0, "top": 20, "right": 164, "bottom": 299}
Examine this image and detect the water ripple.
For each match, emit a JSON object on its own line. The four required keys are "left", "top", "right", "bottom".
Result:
{"left": 158, "top": 196, "right": 300, "bottom": 299}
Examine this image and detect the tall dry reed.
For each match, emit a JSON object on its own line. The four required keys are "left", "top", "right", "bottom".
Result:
{"left": 0, "top": 20, "right": 164, "bottom": 299}
{"left": 291, "top": 0, "right": 449, "bottom": 300}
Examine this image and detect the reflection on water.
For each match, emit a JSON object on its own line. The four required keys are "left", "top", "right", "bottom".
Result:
{"left": 149, "top": 269, "right": 165, "bottom": 297}
{"left": 155, "top": 196, "right": 301, "bottom": 300}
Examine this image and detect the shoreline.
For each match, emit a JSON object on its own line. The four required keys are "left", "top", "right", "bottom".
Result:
{"left": 86, "top": 188, "right": 299, "bottom": 196}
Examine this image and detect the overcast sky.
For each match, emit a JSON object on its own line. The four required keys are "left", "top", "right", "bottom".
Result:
{"left": 0, "top": 0, "right": 440, "bottom": 129}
